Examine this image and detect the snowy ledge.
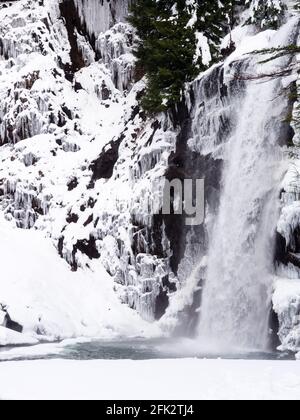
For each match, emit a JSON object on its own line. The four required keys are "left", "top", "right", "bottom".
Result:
{"left": 0, "top": 326, "right": 38, "bottom": 347}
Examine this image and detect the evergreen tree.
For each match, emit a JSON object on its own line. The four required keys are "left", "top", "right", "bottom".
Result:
{"left": 246, "top": 0, "right": 286, "bottom": 29}
{"left": 193, "top": 0, "right": 236, "bottom": 59}
{"left": 129, "top": 0, "right": 196, "bottom": 112}
{"left": 129, "top": 0, "right": 235, "bottom": 113}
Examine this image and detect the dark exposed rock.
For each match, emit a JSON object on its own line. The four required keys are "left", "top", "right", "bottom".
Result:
{"left": 163, "top": 100, "right": 222, "bottom": 275}
{"left": 221, "top": 40, "right": 236, "bottom": 58}
{"left": 269, "top": 309, "right": 281, "bottom": 351}
{"left": 61, "top": 105, "right": 73, "bottom": 120}
{"left": 83, "top": 214, "right": 93, "bottom": 227}
{"left": 88, "top": 197, "right": 96, "bottom": 208}
{"left": 101, "top": 82, "right": 111, "bottom": 100}
{"left": 287, "top": 253, "right": 300, "bottom": 270}
{"left": 66, "top": 213, "right": 79, "bottom": 224}
{"left": 71, "top": 236, "right": 100, "bottom": 271}
{"left": 162, "top": 275, "right": 177, "bottom": 293}
{"left": 154, "top": 286, "right": 169, "bottom": 320}
{"left": 274, "top": 221, "right": 300, "bottom": 270}
{"left": 67, "top": 177, "right": 78, "bottom": 191}
{"left": 4, "top": 313, "right": 23, "bottom": 334}
{"left": 89, "top": 134, "right": 125, "bottom": 184}
{"left": 274, "top": 232, "right": 288, "bottom": 266}
{"left": 74, "top": 81, "right": 83, "bottom": 92}
{"left": 58, "top": 236, "right": 64, "bottom": 258}
{"left": 59, "top": 0, "right": 86, "bottom": 82}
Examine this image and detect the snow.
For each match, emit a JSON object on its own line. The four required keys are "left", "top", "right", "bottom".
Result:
{"left": 194, "top": 32, "right": 211, "bottom": 66}
{"left": 0, "top": 358, "right": 300, "bottom": 400}
{"left": 0, "top": 326, "right": 38, "bottom": 347}
{"left": 278, "top": 201, "right": 300, "bottom": 247}
{"left": 0, "top": 215, "right": 161, "bottom": 344}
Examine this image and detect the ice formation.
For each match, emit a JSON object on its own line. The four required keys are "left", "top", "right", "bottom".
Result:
{"left": 74, "top": 0, "right": 132, "bottom": 38}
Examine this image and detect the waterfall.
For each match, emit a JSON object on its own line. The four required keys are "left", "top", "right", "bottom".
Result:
{"left": 197, "top": 20, "right": 299, "bottom": 351}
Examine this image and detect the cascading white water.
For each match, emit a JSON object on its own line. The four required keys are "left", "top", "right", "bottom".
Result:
{"left": 198, "top": 20, "right": 299, "bottom": 351}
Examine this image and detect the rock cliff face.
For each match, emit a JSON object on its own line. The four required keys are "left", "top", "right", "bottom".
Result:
{"left": 0, "top": 0, "right": 300, "bottom": 351}
{"left": 0, "top": 0, "right": 179, "bottom": 328}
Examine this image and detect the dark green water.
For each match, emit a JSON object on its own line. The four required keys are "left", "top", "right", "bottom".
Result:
{"left": 0, "top": 338, "right": 295, "bottom": 362}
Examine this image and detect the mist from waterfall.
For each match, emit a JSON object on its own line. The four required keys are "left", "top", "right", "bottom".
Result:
{"left": 197, "top": 20, "right": 300, "bottom": 352}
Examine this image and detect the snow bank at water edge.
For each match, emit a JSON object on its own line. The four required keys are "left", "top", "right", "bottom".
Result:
{"left": 0, "top": 216, "right": 161, "bottom": 344}
{"left": 0, "top": 326, "right": 38, "bottom": 347}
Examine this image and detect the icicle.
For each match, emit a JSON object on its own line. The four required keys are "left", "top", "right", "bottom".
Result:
{"left": 96, "top": 22, "right": 135, "bottom": 92}
{"left": 74, "top": 0, "right": 131, "bottom": 38}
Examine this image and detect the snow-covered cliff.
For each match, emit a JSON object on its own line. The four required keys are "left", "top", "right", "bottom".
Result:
{"left": 0, "top": 0, "right": 300, "bottom": 353}
{"left": 0, "top": 0, "right": 178, "bottom": 343}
